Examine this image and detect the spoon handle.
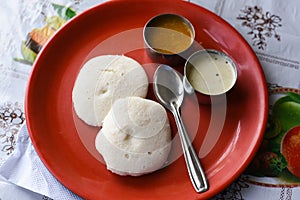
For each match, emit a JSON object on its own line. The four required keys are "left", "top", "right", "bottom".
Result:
{"left": 172, "top": 105, "right": 209, "bottom": 193}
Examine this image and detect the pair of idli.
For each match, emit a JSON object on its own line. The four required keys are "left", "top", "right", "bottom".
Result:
{"left": 72, "top": 55, "right": 172, "bottom": 176}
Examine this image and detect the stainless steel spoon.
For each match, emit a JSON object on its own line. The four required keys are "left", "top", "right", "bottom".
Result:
{"left": 153, "top": 64, "right": 209, "bottom": 193}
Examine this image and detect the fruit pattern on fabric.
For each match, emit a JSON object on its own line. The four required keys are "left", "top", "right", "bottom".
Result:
{"left": 246, "top": 88, "right": 300, "bottom": 184}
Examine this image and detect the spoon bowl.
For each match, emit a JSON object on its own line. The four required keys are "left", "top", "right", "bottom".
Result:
{"left": 153, "top": 65, "right": 184, "bottom": 111}
{"left": 153, "top": 64, "right": 209, "bottom": 193}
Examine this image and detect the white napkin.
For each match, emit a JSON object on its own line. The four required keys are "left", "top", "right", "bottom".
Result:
{"left": 0, "top": 174, "right": 50, "bottom": 200}
{"left": 0, "top": 124, "right": 82, "bottom": 200}
{"left": 0, "top": 0, "right": 299, "bottom": 199}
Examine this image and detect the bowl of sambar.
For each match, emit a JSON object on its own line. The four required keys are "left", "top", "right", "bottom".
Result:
{"left": 143, "top": 13, "right": 195, "bottom": 66}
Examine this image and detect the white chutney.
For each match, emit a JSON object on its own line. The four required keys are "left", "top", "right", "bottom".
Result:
{"left": 185, "top": 50, "right": 237, "bottom": 96}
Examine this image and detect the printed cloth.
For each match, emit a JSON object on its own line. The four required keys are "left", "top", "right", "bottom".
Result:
{"left": 0, "top": 0, "right": 299, "bottom": 199}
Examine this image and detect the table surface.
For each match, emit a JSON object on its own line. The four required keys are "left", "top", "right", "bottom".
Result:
{"left": 0, "top": 0, "right": 300, "bottom": 199}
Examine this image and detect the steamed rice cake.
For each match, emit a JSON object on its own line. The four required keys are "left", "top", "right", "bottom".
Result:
{"left": 72, "top": 55, "right": 148, "bottom": 126}
{"left": 95, "top": 96, "right": 172, "bottom": 176}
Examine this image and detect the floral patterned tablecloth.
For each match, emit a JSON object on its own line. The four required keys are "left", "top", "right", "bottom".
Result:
{"left": 0, "top": 0, "right": 300, "bottom": 199}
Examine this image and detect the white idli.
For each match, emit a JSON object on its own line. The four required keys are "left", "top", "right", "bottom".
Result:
{"left": 72, "top": 55, "right": 148, "bottom": 126}
{"left": 95, "top": 96, "right": 172, "bottom": 176}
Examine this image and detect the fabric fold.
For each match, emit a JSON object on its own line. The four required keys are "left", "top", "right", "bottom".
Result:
{"left": 0, "top": 125, "right": 82, "bottom": 200}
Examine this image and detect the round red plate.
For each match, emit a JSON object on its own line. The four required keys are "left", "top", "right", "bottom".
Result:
{"left": 25, "top": 0, "right": 268, "bottom": 199}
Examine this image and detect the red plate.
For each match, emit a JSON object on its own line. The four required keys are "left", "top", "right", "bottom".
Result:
{"left": 25, "top": 0, "right": 268, "bottom": 199}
